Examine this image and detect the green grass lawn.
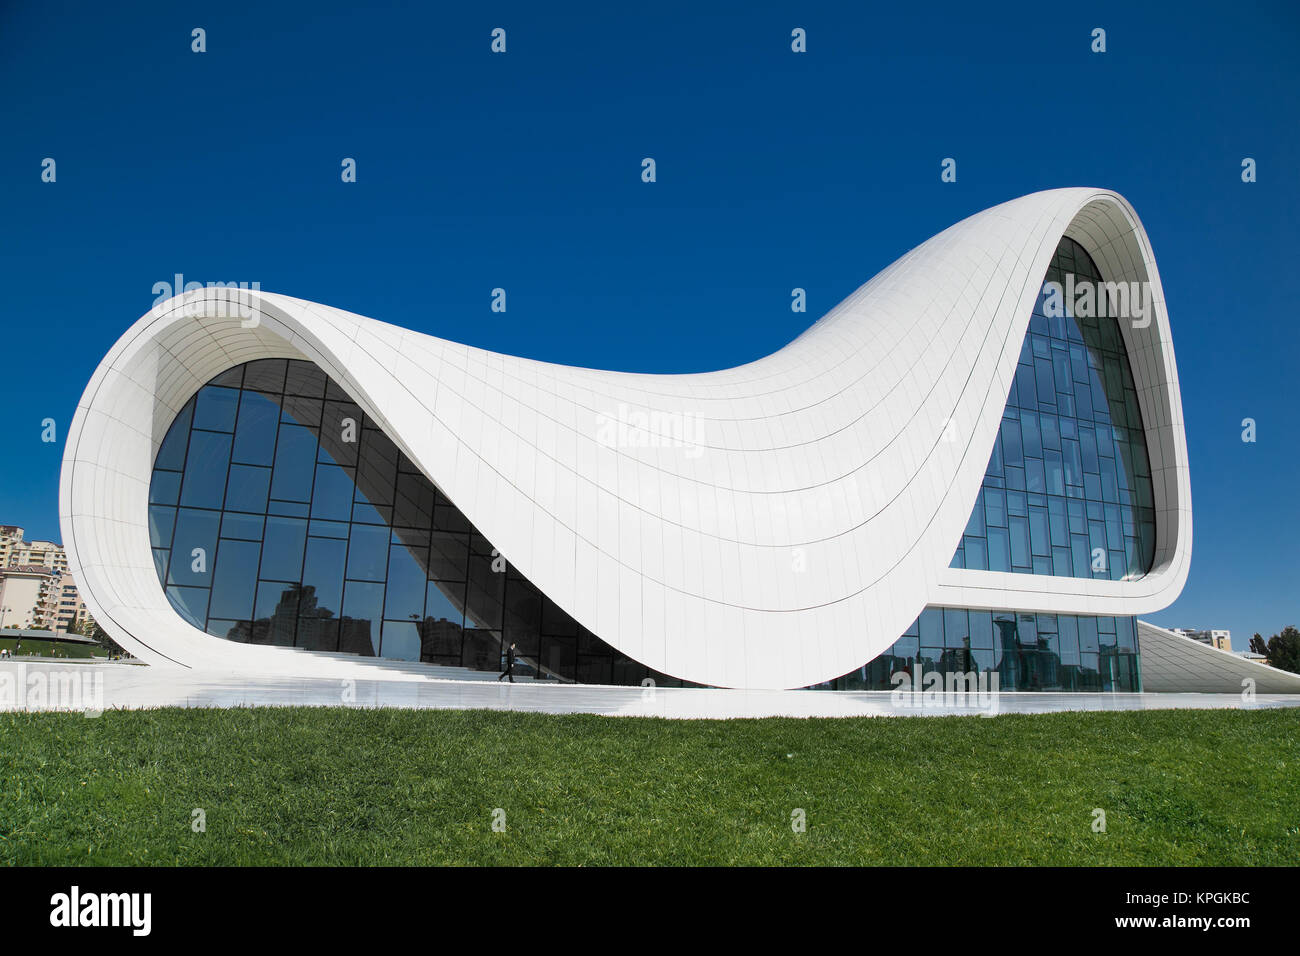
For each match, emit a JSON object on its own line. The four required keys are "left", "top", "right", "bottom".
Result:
{"left": 0, "top": 637, "right": 107, "bottom": 660}
{"left": 1, "top": 707, "right": 1297, "bottom": 865}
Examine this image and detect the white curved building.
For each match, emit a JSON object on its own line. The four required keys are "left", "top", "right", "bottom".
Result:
{"left": 60, "top": 187, "right": 1194, "bottom": 690}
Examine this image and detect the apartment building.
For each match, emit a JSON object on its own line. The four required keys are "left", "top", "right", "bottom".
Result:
{"left": 0, "top": 527, "right": 93, "bottom": 635}
{"left": 1171, "top": 628, "right": 1233, "bottom": 652}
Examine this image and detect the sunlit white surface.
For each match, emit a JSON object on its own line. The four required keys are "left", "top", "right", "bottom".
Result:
{"left": 4, "top": 661, "right": 1293, "bottom": 719}
{"left": 61, "top": 187, "right": 1192, "bottom": 688}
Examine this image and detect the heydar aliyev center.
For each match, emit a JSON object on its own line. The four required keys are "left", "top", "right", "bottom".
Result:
{"left": 60, "top": 187, "right": 1200, "bottom": 691}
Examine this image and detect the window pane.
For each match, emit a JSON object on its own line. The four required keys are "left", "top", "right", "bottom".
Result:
{"left": 281, "top": 395, "right": 323, "bottom": 429}
{"left": 428, "top": 532, "right": 469, "bottom": 580}
{"left": 347, "top": 524, "right": 389, "bottom": 581}
{"left": 209, "top": 539, "right": 259, "bottom": 620}
{"left": 242, "top": 359, "right": 287, "bottom": 393}
{"left": 384, "top": 542, "right": 427, "bottom": 621}
{"left": 232, "top": 390, "right": 281, "bottom": 466}
{"left": 270, "top": 425, "right": 317, "bottom": 502}
{"left": 343, "top": 581, "right": 385, "bottom": 652}
{"left": 380, "top": 621, "right": 421, "bottom": 661}
{"left": 193, "top": 385, "right": 241, "bottom": 432}
{"left": 154, "top": 400, "right": 194, "bottom": 471}
{"left": 260, "top": 516, "right": 307, "bottom": 581}
{"left": 221, "top": 512, "right": 264, "bottom": 541}
{"left": 168, "top": 509, "right": 220, "bottom": 587}
{"left": 180, "top": 431, "right": 231, "bottom": 509}
{"left": 285, "top": 360, "right": 328, "bottom": 398}
{"left": 165, "top": 585, "right": 208, "bottom": 628}
{"left": 254, "top": 581, "right": 300, "bottom": 645}
{"left": 302, "top": 536, "right": 347, "bottom": 618}
{"left": 149, "top": 470, "right": 181, "bottom": 506}
{"left": 226, "top": 464, "right": 271, "bottom": 513}
{"left": 149, "top": 504, "right": 177, "bottom": 549}
{"left": 311, "top": 462, "right": 355, "bottom": 521}
{"left": 355, "top": 428, "right": 398, "bottom": 506}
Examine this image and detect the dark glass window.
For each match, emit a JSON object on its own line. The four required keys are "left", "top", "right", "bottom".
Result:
{"left": 221, "top": 512, "right": 264, "bottom": 541}
{"left": 260, "top": 516, "right": 307, "bottom": 581}
{"left": 226, "top": 464, "right": 271, "bottom": 513}
{"left": 346, "top": 524, "right": 389, "bottom": 581}
{"left": 823, "top": 237, "right": 1150, "bottom": 694}
{"left": 232, "top": 391, "right": 280, "bottom": 466}
{"left": 146, "top": 358, "right": 678, "bottom": 687}
{"left": 167, "top": 509, "right": 219, "bottom": 587}
{"left": 271, "top": 425, "right": 317, "bottom": 502}
{"left": 193, "top": 386, "right": 240, "bottom": 432}
{"left": 208, "top": 539, "right": 259, "bottom": 620}
{"left": 166, "top": 585, "right": 209, "bottom": 629}
{"left": 311, "top": 462, "right": 355, "bottom": 521}
{"left": 951, "top": 236, "right": 1156, "bottom": 582}
{"left": 154, "top": 402, "right": 193, "bottom": 471}
{"left": 180, "top": 431, "right": 232, "bottom": 509}
{"left": 148, "top": 504, "right": 176, "bottom": 545}
{"left": 819, "top": 607, "right": 1139, "bottom": 693}
{"left": 384, "top": 541, "right": 427, "bottom": 621}
{"left": 380, "top": 621, "right": 421, "bottom": 661}
{"left": 301, "top": 536, "right": 346, "bottom": 616}
{"left": 243, "top": 358, "right": 287, "bottom": 393}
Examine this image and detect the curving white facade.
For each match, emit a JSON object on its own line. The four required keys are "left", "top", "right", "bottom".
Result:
{"left": 59, "top": 187, "right": 1192, "bottom": 689}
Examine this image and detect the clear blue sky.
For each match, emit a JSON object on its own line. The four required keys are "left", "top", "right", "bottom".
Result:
{"left": 1, "top": 1, "right": 1296, "bottom": 650}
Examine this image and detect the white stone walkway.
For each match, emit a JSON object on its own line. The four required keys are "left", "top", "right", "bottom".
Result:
{"left": 3, "top": 660, "right": 1299, "bottom": 718}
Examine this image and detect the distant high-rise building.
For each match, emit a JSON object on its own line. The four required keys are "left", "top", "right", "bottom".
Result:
{"left": 0, "top": 526, "right": 69, "bottom": 574}
{"left": 1170, "top": 628, "right": 1232, "bottom": 652}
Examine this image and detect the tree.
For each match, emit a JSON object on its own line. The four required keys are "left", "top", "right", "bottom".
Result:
{"left": 1250, "top": 633, "right": 1269, "bottom": 656}
{"left": 1257, "top": 626, "right": 1300, "bottom": 675}
{"left": 88, "top": 624, "right": 129, "bottom": 659}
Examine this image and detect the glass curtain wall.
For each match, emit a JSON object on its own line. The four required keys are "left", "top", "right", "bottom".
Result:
{"left": 822, "top": 236, "right": 1153, "bottom": 692}
{"left": 147, "top": 357, "right": 688, "bottom": 686}
{"left": 951, "top": 236, "right": 1155, "bottom": 580}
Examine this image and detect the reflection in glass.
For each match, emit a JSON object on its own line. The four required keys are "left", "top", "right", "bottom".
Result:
{"left": 825, "top": 237, "right": 1148, "bottom": 693}
{"left": 951, "top": 237, "right": 1156, "bottom": 581}
{"left": 820, "top": 610, "right": 1139, "bottom": 693}
{"left": 148, "top": 358, "right": 685, "bottom": 687}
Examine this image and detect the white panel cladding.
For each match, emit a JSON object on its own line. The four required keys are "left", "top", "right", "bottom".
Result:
{"left": 61, "top": 188, "right": 1192, "bottom": 688}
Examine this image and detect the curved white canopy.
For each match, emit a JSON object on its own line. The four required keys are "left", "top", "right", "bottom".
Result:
{"left": 60, "top": 188, "right": 1191, "bottom": 688}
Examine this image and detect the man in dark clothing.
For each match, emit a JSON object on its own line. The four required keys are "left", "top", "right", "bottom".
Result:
{"left": 498, "top": 642, "right": 517, "bottom": 682}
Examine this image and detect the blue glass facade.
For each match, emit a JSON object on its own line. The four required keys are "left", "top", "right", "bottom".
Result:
{"left": 821, "top": 609, "right": 1141, "bottom": 693}
{"left": 147, "top": 358, "right": 688, "bottom": 686}
{"left": 822, "top": 237, "right": 1151, "bottom": 692}
{"left": 951, "top": 236, "right": 1155, "bottom": 580}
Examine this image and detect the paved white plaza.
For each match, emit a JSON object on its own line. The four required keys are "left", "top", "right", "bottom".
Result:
{"left": 3, "top": 660, "right": 1298, "bottom": 719}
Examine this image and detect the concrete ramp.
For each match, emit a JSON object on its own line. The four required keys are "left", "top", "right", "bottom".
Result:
{"left": 1138, "top": 620, "right": 1300, "bottom": 694}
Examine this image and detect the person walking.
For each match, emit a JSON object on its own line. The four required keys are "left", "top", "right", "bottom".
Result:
{"left": 498, "top": 642, "right": 517, "bottom": 683}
